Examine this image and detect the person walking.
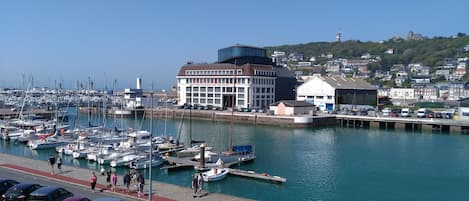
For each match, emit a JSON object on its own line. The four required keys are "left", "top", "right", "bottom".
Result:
{"left": 111, "top": 172, "right": 118, "bottom": 192}
{"left": 136, "top": 171, "right": 145, "bottom": 197}
{"left": 191, "top": 174, "right": 199, "bottom": 198}
{"left": 48, "top": 155, "right": 56, "bottom": 175}
{"left": 56, "top": 155, "right": 62, "bottom": 172}
{"left": 123, "top": 172, "right": 131, "bottom": 193}
{"left": 106, "top": 170, "right": 112, "bottom": 188}
{"left": 197, "top": 173, "right": 204, "bottom": 194}
{"left": 90, "top": 172, "right": 97, "bottom": 192}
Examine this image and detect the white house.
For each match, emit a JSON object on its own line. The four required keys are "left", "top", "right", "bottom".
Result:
{"left": 269, "top": 100, "right": 315, "bottom": 116}
{"left": 296, "top": 75, "right": 377, "bottom": 111}
{"left": 389, "top": 88, "right": 415, "bottom": 100}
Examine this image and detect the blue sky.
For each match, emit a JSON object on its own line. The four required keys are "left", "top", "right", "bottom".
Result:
{"left": 1, "top": 0, "right": 468, "bottom": 90}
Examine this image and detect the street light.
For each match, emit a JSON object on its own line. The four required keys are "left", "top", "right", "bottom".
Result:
{"left": 148, "top": 83, "right": 154, "bottom": 201}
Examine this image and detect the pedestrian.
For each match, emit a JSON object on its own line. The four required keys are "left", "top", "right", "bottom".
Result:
{"left": 106, "top": 169, "right": 112, "bottom": 187}
{"left": 197, "top": 173, "right": 204, "bottom": 194}
{"left": 48, "top": 155, "right": 56, "bottom": 175}
{"left": 191, "top": 174, "right": 199, "bottom": 198}
{"left": 131, "top": 170, "right": 137, "bottom": 191}
{"left": 90, "top": 172, "right": 97, "bottom": 192}
{"left": 136, "top": 171, "right": 145, "bottom": 197}
{"left": 123, "top": 171, "right": 131, "bottom": 193}
{"left": 57, "top": 155, "right": 62, "bottom": 172}
{"left": 111, "top": 172, "right": 118, "bottom": 192}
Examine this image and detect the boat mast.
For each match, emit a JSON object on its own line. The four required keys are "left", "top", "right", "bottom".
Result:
{"left": 229, "top": 61, "right": 237, "bottom": 153}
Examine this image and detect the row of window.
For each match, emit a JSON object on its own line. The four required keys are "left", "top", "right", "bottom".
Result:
{"left": 298, "top": 95, "right": 334, "bottom": 100}
{"left": 186, "top": 69, "right": 242, "bottom": 76}
{"left": 183, "top": 77, "right": 275, "bottom": 85}
{"left": 187, "top": 93, "right": 246, "bottom": 99}
{"left": 185, "top": 87, "right": 274, "bottom": 94}
{"left": 254, "top": 70, "right": 275, "bottom": 76}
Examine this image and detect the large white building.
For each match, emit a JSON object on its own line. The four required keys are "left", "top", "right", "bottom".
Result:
{"left": 296, "top": 75, "right": 377, "bottom": 111}
{"left": 176, "top": 63, "right": 277, "bottom": 110}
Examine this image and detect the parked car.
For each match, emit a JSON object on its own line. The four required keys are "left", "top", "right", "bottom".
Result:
{"left": 427, "top": 111, "right": 435, "bottom": 118}
{"left": 417, "top": 108, "right": 431, "bottom": 118}
{"left": 2, "top": 183, "right": 42, "bottom": 201}
{"left": 401, "top": 108, "right": 411, "bottom": 117}
{"left": 382, "top": 108, "right": 391, "bottom": 117}
{"left": 27, "top": 186, "right": 73, "bottom": 201}
{"left": 0, "top": 179, "right": 19, "bottom": 197}
{"left": 63, "top": 196, "right": 91, "bottom": 201}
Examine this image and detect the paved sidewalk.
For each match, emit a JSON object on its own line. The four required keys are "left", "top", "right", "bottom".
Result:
{"left": 0, "top": 153, "right": 253, "bottom": 201}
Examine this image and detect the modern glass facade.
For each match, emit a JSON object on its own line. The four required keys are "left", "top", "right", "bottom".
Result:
{"left": 218, "top": 45, "right": 266, "bottom": 62}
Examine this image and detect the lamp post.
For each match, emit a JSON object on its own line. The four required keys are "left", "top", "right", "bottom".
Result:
{"left": 148, "top": 83, "right": 154, "bottom": 201}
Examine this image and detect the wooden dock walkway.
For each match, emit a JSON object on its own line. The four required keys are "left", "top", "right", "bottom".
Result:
{"left": 227, "top": 168, "right": 287, "bottom": 183}
{"left": 162, "top": 156, "right": 286, "bottom": 183}
{"left": 162, "top": 155, "right": 256, "bottom": 169}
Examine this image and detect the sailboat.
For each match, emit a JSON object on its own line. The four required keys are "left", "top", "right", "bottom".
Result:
{"left": 176, "top": 104, "right": 212, "bottom": 158}
{"left": 157, "top": 100, "right": 184, "bottom": 151}
{"left": 209, "top": 65, "right": 255, "bottom": 165}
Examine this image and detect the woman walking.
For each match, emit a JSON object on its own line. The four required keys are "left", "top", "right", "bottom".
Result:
{"left": 48, "top": 155, "right": 56, "bottom": 175}
{"left": 191, "top": 174, "right": 199, "bottom": 198}
{"left": 136, "top": 171, "right": 145, "bottom": 197}
{"left": 111, "top": 172, "right": 118, "bottom": 192}
{"left": 56, "top": 156, "right": 62, "bottom": 172}
{"left": 90, "top": 172, "right": 97, "bottom": 192}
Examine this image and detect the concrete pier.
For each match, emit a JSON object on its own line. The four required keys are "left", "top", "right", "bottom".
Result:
{"left": 0, "top": 153, "right": 253, "bottom": 201}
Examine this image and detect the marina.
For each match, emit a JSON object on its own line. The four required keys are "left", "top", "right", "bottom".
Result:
{"left": 3, "top": 111, "right": 469, "bottom": 200}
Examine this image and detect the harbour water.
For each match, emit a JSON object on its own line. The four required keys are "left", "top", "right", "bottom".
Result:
{"left": 2, "top": 109, "right": 469, "bottom": 201}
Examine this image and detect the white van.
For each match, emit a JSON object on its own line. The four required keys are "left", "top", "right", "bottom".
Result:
{"left": 382, "top": 108, "right": 391, "bottom": 117}
{"left": 417, "top": 108, "right": 429, "bottom": 118}
{"left": 401, "top": 108, "right": 411, "bottom": 117}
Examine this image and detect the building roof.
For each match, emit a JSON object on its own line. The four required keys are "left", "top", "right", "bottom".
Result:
{"left": 319, "top": 76, "right": 375, "bottom": 90}
{"left": 177, "top": 63, "right": 275, "bottom": 77}
{"left": 270, "top": 100, "right": 314, "bottom": 107}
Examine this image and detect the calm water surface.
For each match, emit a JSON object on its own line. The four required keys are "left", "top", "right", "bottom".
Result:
{"left": 2, "top": 111, "right": 469, "bottom": 201}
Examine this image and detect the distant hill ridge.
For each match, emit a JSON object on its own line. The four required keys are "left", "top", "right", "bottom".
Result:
{"left": 265, "top": 34, "right": 469, "bottom": 69}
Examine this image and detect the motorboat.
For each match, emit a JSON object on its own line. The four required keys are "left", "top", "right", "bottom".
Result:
{"left": 132, "top": 154, "right": 165, "bottom": 169}
{"left": 201, "top": 167, "right": 229, "bottom": 182}
{"left": 110, "top": 154, "right": 145, "bottom": 167}
{"left": 29, "top": 137, "right": 67, "bottom": 150}
{"left": 177, "top": 144, "right": 212, "bottom": 158}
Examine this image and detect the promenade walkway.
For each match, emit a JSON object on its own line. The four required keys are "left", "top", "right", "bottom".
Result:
{"left": 0, "top": 153, "right": 253, "bottom": 201}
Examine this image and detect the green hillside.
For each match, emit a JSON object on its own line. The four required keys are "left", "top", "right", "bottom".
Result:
{"left": 265, "top": 34, "right": 469, "bottom": 70}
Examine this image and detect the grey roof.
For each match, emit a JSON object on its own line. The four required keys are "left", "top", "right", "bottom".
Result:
{"left": 270, "top": 100, "right": 314, "bottom": 107}
{"left": 320, "top": 76, "right": 375, "bottom": 90}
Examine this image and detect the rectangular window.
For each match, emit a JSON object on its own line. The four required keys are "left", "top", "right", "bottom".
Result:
{"left": 215, "top": 93, "right": 221, "bottom": 98}
{"left": 193, "top": 87, "right": 199, "bottom": 92}
{"left": 207, "top": 99, "right": 213, "bottom": 104}
{"left": 215, "top": 87, "right": 221, "bottom": 92}
{"left": 200, "top": 87, "right": 206, "bottom": 92}
{"left": 238, "top": 87, "right": 245, "bottom": 93}
{"left": 215, "top": 99, "right": 221, "bottom": 104}
{"left": 327, "top": 96, "right": 333, "bottom": 99}
{"left": 316, "top": 96, "right": 324, "bottom": 99}
{"left": 200, "top": 99, "right": 206, "bottom": 104}
{"left": 200, "top": 93, "right": 206, "bottom": 97}
{"left": 208, "top": 94, "right": 213, "bottom": 97}
{"left": 208, "top": 87, "right": 213, "bottom": 92}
